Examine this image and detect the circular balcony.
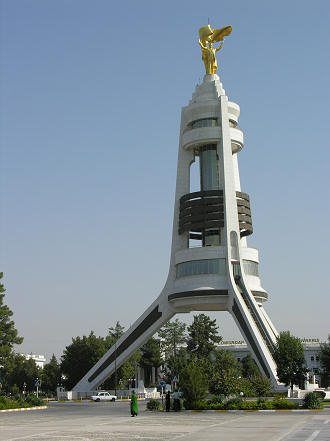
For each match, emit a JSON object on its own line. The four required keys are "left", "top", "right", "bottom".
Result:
{"left": 179, "top": 190, "right": 224, "bottom": 235}
{"left": 236, "top": 191, "right": 253, "bottom": 237}
{"left": 230, "top": 126, "right": 244, "bottom": 153}
{"left": 181, "top": 126, "right": 221, "bottom": 150}
{"left": 228, "top": 101, "right": 240, "bottom": 124}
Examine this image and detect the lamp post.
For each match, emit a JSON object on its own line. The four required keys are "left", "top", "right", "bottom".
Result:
{"left": 35, "top": 378, "right": 40, "bottom": 398}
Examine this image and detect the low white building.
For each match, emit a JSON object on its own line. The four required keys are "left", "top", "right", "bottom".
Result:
{"left": 219, "top": 338, "right": 323, "bottom": 386}
{"left": 301, "top": 339, "right": 322, "bottom": 385}
{"left": 21, "top": 354, "right": 46, "bottom": 369}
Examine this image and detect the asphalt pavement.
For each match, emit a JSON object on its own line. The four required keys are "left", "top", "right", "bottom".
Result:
{"left": 0, "top": 400, "right": 329, "bottom": 441}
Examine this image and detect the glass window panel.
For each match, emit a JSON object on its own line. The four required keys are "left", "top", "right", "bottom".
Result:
{"left": 243, "top": 260, "right": 259, "bottom": 276}
{"left": 200, "top": 147, "right": 219, "bottom": 191}
{"left": 176, "top": 259, "right": 226, "bottom": 278}
{"left": 205, "top": 235, "right": 217, "bottom": 246}
{"left": 202, "top": 260, "right": 208, "bottom": 274}
{"left": 219, "top": 259, "right": 226, "bottom": 275}
{"left": 209, "top": 259, "right": 215, "bottom": 273}
{"left": 191, "top": 119, "right": 218, "bottom": 130}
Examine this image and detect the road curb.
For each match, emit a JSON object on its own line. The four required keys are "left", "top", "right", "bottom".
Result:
{"left": 189, "top": 409, "right": 322, "bottom": 413}
{"left": 0, "top": 406, "right": 47, "bottom": 413}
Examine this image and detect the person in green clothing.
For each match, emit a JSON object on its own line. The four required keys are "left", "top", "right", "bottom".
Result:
{"left": 130, "top": 391, "right": 138, "bottom": 417}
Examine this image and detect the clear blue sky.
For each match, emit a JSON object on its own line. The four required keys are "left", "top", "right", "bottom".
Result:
{"left": 1, "top": 0, "right": 330, "bottom": 362}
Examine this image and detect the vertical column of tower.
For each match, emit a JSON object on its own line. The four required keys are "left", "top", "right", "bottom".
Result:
{"left": 167, "top": 75, "right": 231, "bottom": 313}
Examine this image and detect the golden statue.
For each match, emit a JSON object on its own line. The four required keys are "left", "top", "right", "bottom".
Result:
{"left": 198, "top": 24, "right": 232, "bottom": 75}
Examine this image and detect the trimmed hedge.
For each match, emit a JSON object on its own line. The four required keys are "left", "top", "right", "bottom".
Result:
{"left": 186, "top": 397, "right": 299, "bottom": 410}
{"left": 143, "top": 394, "right": 323, "bottom": 411}
{"left": 272, "top": 398, "right": 299, "bottom": 409}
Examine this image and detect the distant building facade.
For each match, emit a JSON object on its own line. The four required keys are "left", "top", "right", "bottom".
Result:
{"left": 21, "top": 354, "right": 46, "bottom": 369}
{"left": 219, "top": 338, "right": 323, "bottom": 386}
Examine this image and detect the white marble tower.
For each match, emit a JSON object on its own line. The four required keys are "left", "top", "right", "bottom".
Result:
{"left": 73, "top": 71, "right": 281, "bottom": 393}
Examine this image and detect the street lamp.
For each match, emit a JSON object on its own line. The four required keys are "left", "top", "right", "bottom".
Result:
{"left": 35, "top": 378, "right": 40, "bottom": 398}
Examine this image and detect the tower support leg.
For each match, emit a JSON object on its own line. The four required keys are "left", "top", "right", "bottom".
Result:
{"left": 229, "top": 272, "right": 281, "bottom": 388}
{"left": 72, "top": 293, "right": 175, "bottom": 392}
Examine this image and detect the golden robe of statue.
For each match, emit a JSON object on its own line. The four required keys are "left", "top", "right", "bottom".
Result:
{"left": 198, "top": 25, "right": 232, "bottom": 75}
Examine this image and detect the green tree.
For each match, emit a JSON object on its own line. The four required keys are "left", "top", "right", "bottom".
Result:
{"left": 0, "top": 273, "right": 23, "bottom": 367}
{"left": 209, "top": 350, "right": 241, "bottom": 397}
{"left": 187, "top": 314, "right": 222, "bottom": 358}
{"left": 158, "top": 319, "right": 186, "bottom": 360}
{"left": 165, "top": 347, "right": 188, "bottom": 383}
{"left": 238, "top": 377, "right": 256, "bottom": 397}
{"left": 0, "top": 272, "right": 24, "bottom": 391}
{"left": 5, "top": 354, "right": 40, "bottom": 393}
{"left": 180, "top": 357, "right": 208, "bottom": 407}
{"left": 158, "top": 319, "right": 187, "bottom": 382}
{"left": 209, "top": 372, "right": 240, "bottom": 397}
{"left": 273, "top": 331, "right": 308, "bottom": 394}
{"left": 248, "top": 375, "right": 272, "bottom": 397}
{"left": 211, "top": 349, "right": 239, "bottom": 376}
{"left": 105, "top": 321, "right": 125, "bottom": 349}
{"left": 139, "top": 337, "right": 162, "bottom": 386}
{"left": 239, "top": 353, "right": 261, "bottom": 378}
{"left": 320, "top": 335, "right": 330, "bottom": 387}
{"left": 61, "top": 331, "right": 107, "bottom": 390}
{"left": 41, "top": 354, "right": 62, "bottom": 395}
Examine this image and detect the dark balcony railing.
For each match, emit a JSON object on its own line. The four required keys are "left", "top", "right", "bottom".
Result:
{"left": 236, "top": 191, "right": 253, "bottom": 237}
{"left": 178, "top": 190, "right": 253, "bottom": 239}
{"left": 179, "top": 190, "right": 224, "bottom": 237}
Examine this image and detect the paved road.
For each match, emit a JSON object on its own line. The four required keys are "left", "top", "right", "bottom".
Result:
{"left": 0, "top": 401, "right": 329, "bottom": 441}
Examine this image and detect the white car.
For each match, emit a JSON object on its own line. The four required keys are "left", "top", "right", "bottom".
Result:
{"left": 91, "top": 392, "right": 117, "bottom": 402}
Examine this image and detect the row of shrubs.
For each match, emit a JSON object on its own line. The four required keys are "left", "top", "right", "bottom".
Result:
{"left": 147, "top": 392, "right": 324, "bottom": 411}
{"left": 188, "top": 398, "right": 299, "bottom": 410}
{"left": 189, "top": 392, "right": 324, "bottom": 410}
{"left": 0, "top": 394, "right": 45, "bottom": 410}
{"left": 147, "top": 398, "right": 184, "bottom": 411}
